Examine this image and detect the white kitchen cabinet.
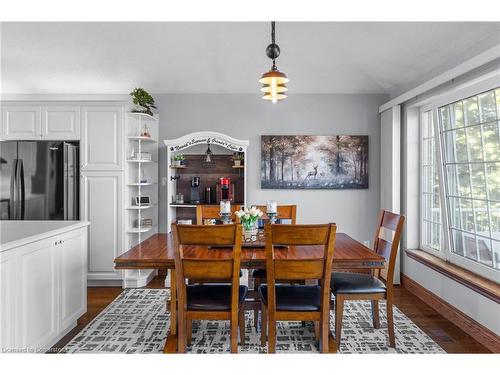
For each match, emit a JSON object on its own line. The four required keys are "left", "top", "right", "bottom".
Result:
{"left": 1, "top": 105, "right": 42, "bottom": 140}
{"left": 0, "top": 223, "right": 88, "bottom": 352}
{"left": 81, "top": 171, "right": 123, "bottom": 281}
{"left": 59, "top": 228, "right": 87, "bottom": 332}
{"left": 18, "top": 237, "right": 58, "bottom": 350}
{"left": 41, "top": 106, "right": 80, "bottom": 140}
{"left": 81, "top": 106, "right": 123, "bottom": 171}
{"left": 0, "top": 250, "right": 18, "bottom": 351}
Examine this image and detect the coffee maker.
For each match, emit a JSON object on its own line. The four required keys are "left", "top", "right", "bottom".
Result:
{"left": 190, "top": 176, "right": 201, "bottom": 204}
{"left": 216, "top": 177, "right": 234, "bottom": 203}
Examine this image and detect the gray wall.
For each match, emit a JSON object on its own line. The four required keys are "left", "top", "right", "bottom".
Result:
{"left": 156, "top": 93, "right": 387, "bottom": 244}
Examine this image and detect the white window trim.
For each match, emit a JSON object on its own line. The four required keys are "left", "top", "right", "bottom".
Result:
{"left": 418, "top": 73, "right": 500, "bottom": 282}
{"left": 419, "top": 104, "right": 444, "bottom": 259}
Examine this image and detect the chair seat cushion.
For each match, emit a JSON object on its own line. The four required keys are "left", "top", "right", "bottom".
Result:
{"left": 186, "top": 284, "right": 248, "bottom": 311}
{"left": 258, "top": 285, "right": 321, "bottom": 312}
{"left": 252, "top": 269, "right": 266, "bottom": 278}
{"left": 330, "top": 272, "right": 386, "bottom": 294}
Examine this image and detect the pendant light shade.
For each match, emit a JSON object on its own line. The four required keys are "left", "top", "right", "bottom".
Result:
{"left": 202, "top": 144, "right": 215, "bottom": 168}
{"left": 260, "top": 22, "right": 288, "bottom": 104}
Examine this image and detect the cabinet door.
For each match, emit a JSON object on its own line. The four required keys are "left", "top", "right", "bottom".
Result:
{"left": 81, "top": 106, "right": 123, "bottom": 170}
{"left": 59, "top": 227, "right": 87, "bottom": 331}
{"left": 41, "top": 106, "right": 80, "bottom": 140}
{"left": 0, "top": 251, "right": 18, "bottom": 351}
{"left": 82, "top": 171, "right": 123, "bottom": 280}
{"left": 18, "top": 238, "right": 58, "bottom": 350}
{"left": 1, "top": 106, "right": 41, "bottom": 140}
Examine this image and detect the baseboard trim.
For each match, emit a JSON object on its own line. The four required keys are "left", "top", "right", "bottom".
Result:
{"left": 401, "top": 273, "right": 500, "bottom": 353}
{"left": 87, "top": 279, "right": 123, "bottom": 287}
{"left": 122, "top": 270, "right": 157, "bottom": 288}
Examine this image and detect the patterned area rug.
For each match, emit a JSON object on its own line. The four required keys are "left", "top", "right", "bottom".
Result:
{"left": 61, "top": 288, "right": 445, "bottom": 354}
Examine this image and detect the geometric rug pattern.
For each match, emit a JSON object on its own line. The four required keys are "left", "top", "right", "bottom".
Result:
{"left": 61, "top": 288, "right": 445, "bottom": 354}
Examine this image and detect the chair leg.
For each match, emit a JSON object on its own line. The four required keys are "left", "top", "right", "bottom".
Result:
{"left": 230, "top": 315, "right": 238, "bottom": 354}
{"left": 371, "top": 300, "right": 380, "bottom": 329}
{"left": 299, "top": 280, "right": 306, "bottom": 327}
{"left": 268, "top": 314, "right": 276, "bottom": 354}
{"left": 178, "top": 310, "right": 187, "bottom": 353}
{"left": 386, "top": 298, "right": 395, "bottom": 348}
{"left": 314, "top": 321, "right": 320, "bottom": 341}
{"left": 334, "top": 295, "right": 344, "bottom": 352}
{"left": 260, "top": 303, "right": 267, "bottom": 347}
{"left": 320, "top": 316, "right": 329, "bottom": 354}
{"left": 186, "top": 319, "right": 192, "bottom": 346}
{"left": 239, "top": 306, "right": 246, "bottom": 345}
{"left": 253, "top": 277, "right": 261, "bottom": 330}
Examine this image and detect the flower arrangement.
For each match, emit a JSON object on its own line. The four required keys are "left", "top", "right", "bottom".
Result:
{"left": 235, "top": 206, "right": 263, "bottom": 232}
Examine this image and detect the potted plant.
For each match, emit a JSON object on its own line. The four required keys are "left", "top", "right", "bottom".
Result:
{"left": 130, "top": 88, "right": 157, "bottom": 116}
{"left": 172, "top": 154, "right": 185, "bottom": 167}
{"left": 232, "top": 152, "right": 244, "bottom": 167}
{"left": 235, "top": 206, "right": 263, "bottom": 241}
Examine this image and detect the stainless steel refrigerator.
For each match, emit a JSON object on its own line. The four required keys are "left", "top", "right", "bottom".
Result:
{"left": 0, "top": 141, "right": 79, "bottom": 220}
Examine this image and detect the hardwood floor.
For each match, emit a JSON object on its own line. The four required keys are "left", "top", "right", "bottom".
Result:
{"left": 50, "top": 276, "right": 491, "bottom": 353}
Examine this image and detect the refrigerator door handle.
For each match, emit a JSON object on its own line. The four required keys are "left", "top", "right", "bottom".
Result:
{"left": 10, "top": 159, "right": 18, "bottom": 219}
{"left": 18, "top": 159, "right": 25, "bottom": 220}
{"left": 63, "top": 143, "right": 68, "bottom": 220}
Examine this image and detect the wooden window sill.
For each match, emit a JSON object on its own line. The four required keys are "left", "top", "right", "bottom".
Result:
{"left": 405, "top": 249, "right": 500, "bottom": 303}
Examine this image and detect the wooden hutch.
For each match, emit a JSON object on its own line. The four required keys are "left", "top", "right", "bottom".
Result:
{"left": 164, "top": 132, "right": 249, "bottom": 231}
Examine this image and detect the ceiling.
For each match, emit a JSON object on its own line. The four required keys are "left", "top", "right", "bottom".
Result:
{"left": 1, "top": 22, "right": 499, "bottom": 96}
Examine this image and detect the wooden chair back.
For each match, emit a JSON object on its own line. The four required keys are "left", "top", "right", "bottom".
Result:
{"left": 173, "top": 224, "right": 242, "bottom": 282}
{"left": 255, "top": 204, "right": 297, "bottom": 224}
{"left": 372, "top": 210, "right": 405, "bottom": 286}
{"left": 196, "top": 204, "right": 242, "bottom": 225}
{"left": 264, "top": 223, "right": 337, "bottom": 308}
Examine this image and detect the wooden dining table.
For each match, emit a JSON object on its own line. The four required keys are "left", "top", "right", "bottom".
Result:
{"left": 114, "top": 231, "right": 386, "bottom": 353}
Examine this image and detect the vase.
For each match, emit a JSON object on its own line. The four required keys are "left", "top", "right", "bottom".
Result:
{"left": 244, "top": 228, "right": 258, "bottom": 241}
{"left": 234, "top": 160, "right": 241, "bottom": 167}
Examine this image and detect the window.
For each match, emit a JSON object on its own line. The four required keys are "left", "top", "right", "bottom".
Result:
{"left": 420, "top": 109, "right": 443, "bottom": 253}
{"left": 419, "top": 84, "right": 500, "bottom": 280}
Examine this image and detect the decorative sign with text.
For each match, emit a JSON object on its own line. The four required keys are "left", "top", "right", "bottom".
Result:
{"left": 170, "top": 137, "right": 243, "bottom": 152}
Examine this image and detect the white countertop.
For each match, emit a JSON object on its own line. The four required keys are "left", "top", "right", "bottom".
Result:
{"left": 0, "top": 221, "right": 90, "bottom": 252}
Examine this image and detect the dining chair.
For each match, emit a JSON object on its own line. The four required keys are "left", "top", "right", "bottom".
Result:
{"left": 259, "top": 223, "right": 337, "bottom": 353}
{"left": 251, "top": 204, "right": 297, "bottom": 328}
{"left": 330, "top": 210, "right": 405, "bottom": 351}
{"left": 173, "top": 223, "right": 247, "bottom": 353}
{"left": 195, "top": 204, "right": 241, "bottom": 225}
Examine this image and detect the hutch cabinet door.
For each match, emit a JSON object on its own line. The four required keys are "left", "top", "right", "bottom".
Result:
{"left": 81, "top": 106, "right": 123, "bottom": 171}
{"left": 41, "top": 106, "right": 80, "bottom": 140}
{"left": 1, "top": 105, "right": 42, "bottom": 140}
{"left": 81, "top": 171, "right": 123, "bottom": 281}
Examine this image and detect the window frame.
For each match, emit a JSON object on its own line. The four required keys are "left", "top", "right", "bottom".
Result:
{"left": 419, "top": 104, "right": 446, "bottom": 259}
{"left": 419, "top": 74, "right": 500, "bottom": 282}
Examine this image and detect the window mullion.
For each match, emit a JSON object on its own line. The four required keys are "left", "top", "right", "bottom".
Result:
{"left": 433, "top": 107, "right": 451, "bottom": 260}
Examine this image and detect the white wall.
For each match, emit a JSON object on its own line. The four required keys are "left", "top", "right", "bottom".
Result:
{"left": 155, "top": 93, "right": 387, "bottom": 244}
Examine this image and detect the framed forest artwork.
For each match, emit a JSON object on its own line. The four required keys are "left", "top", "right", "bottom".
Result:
{"left": 261, "top": 135, "right": 369, "bottom": 189}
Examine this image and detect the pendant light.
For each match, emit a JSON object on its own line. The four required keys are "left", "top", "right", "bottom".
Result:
{"left": 259, "top": 21, "right": 289, "bottom": 104}
{"left": 202, "top": 144, "right": 215, "bottom": 168}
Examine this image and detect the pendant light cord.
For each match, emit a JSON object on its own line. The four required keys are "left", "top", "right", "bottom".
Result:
{"left": 271, "top": 21, "right": 276, "bottom": 66}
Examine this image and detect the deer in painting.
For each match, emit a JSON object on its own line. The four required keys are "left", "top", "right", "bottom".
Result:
{"left": 305, "top": 165, "right": 318, "bottom": 180}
